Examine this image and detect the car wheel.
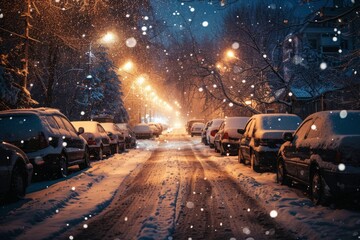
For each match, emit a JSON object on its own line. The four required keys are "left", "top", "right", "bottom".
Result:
{"left": 311, "top": 169, "right": 328, "bottom": 205}
{"left": 276, "top": 159, "right": 289, "bottom": 185}
{"left": 220, "top": 143, "right": 226, "bottom": 156}
{"left": 251, "top": 152, "right": 260, "bottom": 172}
{"left": 209, "top": 143, "right": 214, "bottom": 149}
{"left": 9, "top": 164, "right": 26, "bottom": 200}
{"left": 96, "top": 146, "right": 103, "bottom": 160}
{"left": 79, "top": 149, "right": 91, "bottom": 170}
{"left": 238, "top": 149, "right": 245, "bottom": 164}
{"left": 59, "top": 154, "right": 69, "bottom": 178}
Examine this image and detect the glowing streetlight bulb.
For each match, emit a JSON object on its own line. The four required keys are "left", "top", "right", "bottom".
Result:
{"left": 123, "top": 61, "right": 133, "bottom": 71}
{"left": 102, "top": 32, "right": 115, "bottom": 43}
{"left": 136, "top": 76, "right": 145, "bottom": 85}
{"left": 226, "top": 50, "right": 235, "bottom": 59}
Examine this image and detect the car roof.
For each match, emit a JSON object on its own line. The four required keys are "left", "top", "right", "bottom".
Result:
{"left": 0, "top": 107, "right": 66, "bottom": 117}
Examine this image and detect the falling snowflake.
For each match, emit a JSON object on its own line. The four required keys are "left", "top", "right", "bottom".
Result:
{"left": 186, "top": 202, "right": 195, "bottom": 208}
{"left": 243, "top": 227, "right": 251, "bottom": 234}
{"left": 340, "top": 110, "right": 347, "bottom": 118}
{"left": 126, "top": 37, "right": 137, "bottom": 48}
{"left": 71, "top": 186, "right": 76, "bottom": 191}
{"left": 332, "top": 36, "right": 338, "bottom": 42}
{"left": 199, "top": 87, "right": 204, "bottom": 92}
{"left": 0, "top": 13, "right": 3, "bottom": 18}
{"left": 270, "top": 210, "right": 278, "bottom": 218}
{"left": 63, "top": 142, "right": 68, "bottom": 147}
{"left": 202, "top": 21, "right": 209, "bottom": 27}
{"left": 83, "top": 224, "right": 88, "bottom": 229}
{"left": 232, "top": 42, "right": 240, "bottom": 49}
{"left": 320, "top": 62, "right": 327, "bottom": 70}
{"left": 338, "top": 163, "right": 346, "bottom": 171}
{"left": 311, "top": 124, "right": 317, "bottom": 130}
{"left": 229, "top": 102, "right": 234, "bottom": 107}
{"left": 80, "top": 111, "right": 85, "bottom": 116}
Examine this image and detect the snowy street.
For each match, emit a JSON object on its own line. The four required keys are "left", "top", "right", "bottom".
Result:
{"left": 0, "top": 129, "right": 359, "bottom": 240}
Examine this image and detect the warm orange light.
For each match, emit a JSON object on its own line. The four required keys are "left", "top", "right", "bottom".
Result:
{"left": 123, "top": 61, "right": 134, "bottom": 71}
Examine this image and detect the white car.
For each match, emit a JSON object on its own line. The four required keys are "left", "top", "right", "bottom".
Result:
{"left": 133, "top": 124, "right": 153, "bottom": 139}
{"left": 71, "top": 121, "right": 112, "bottom": 160}
{"left": 214, "top": 116, "right": 249, "bottom": 156}
{"left": 206, "top": 118, "right": 224, "bottom": 148}
{"left": 191, "top": 122, "right": 205, "bottom": 137}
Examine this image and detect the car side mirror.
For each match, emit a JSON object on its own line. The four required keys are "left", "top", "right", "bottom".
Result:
{"left": 78, "top": 127, "right": 84, "bottom": 135}
{"left": 283, "top": 132, "right": 294, "bottom": 141}
{"left": 107, "top": 132, "right": 113, "bottom": 137}
{"left": 237, "top": 129, "right": 245, "bottom": 134}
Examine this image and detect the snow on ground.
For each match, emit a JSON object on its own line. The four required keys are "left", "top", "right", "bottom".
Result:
{"left": 0, "top": 128, "right": 359, "bottom": 240}
{"left": 189, "top": 136, "right": 360, "bottom": 240}
{"left": 0, "top": 140, "right": 157, "bottom": 239}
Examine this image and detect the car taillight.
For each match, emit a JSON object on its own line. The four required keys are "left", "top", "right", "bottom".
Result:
{"left": 87, "top": 136, "right": 97, "bottom": 145}
{"left": 222, "top": 132, "right": 229, "bottom": 140}
{"left": 211, "top": 130, "right": 218, "bottom": 137}
{"left": 38, "top": 132, "right": 49, "bottom": 149}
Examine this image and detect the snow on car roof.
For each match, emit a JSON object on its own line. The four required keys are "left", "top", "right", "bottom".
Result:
{"left": 71, "top": 121, "right": 99, "bottom": 132}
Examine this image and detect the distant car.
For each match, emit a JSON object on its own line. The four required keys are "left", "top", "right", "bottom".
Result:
{"left": 71, "top": 121, "right": 112, "bottom": 160}
{"left": 148, "top": 123, "right": 162, "bottom": 137}
{"left": 116, "top": 123, "right": 137, "bottom": 148}
{"left": 191, "top": 122, "right": 205, "bottom": 137}
{"left": 276, "top": 110, "right": 360, "bottom": 205}
{"left": 133, "top": 124, "right": 153, "bottom": 139}
{"left": 206, "top": 118, "right": 224, "bottom": 148}
{"left": 0, "top": 108, "right": 91, "bottom": 178}
{"left": 238, "top": 113, "right": 302, "bottom": 172}
{"left": 100, "top": 123, "right": 126, "bottom": 153}
{"left": 0, "top": 142, "right": 33, "bottom": 200}
{"left": 186, "top": 119, "right": 205, "bottom": 135}
{"left": 214, "top": 116, "right": 249, "bottom": 156}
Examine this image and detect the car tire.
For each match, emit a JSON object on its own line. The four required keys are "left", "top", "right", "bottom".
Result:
{"left": 238, "top": 149, "right": 245, "bottom": 164}
{"left": 311, "top": 169, "right": 328, "bottom": 205}
{"left": 276, "top": 159, "right": 289, "bottom": 185}
{"left": 209, "top": 143, "right": 214, "bottom": 149}
{"left": 220, "top": 143, "right": 226, "bottom": 156}
{"left": 96, "top": 146, "right": 103, "bottom": 160}
{"left": 79, "top": 149, "right": 91, "bottom": 170}
{"left": 9, "top": 163, "right": 26, "bottom": 200}
{"left": 59, "top": 154, "right": 69, "bottom": 178}
{"left": 251, "top": 152, "right": 260, "bottom": 172}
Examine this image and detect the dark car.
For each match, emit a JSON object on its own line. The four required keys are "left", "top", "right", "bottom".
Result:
{"left": 238, "top": 113, "right": 302, "bottom": 172}
{"left": 214, "top": 116, "right": 249, "bottom": 156}
{"left": 116, "top": 123, "right": 137, "bottom": 149}
{"left": 0, "top": 142, "right": 33, "bottom": 200}
{"left": 276, "top": 110, "right": 360, "bottom": 205}
{"left": 0, "top": 108, "right": 91, "bottom": 179}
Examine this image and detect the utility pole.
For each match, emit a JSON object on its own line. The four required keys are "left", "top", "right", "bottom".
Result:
{"left": 21, "top": 0, "right": 31, "bottom": 89}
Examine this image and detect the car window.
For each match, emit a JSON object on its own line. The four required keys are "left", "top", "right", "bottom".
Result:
{"left": 293, "top": 118, "right": 313, "bottom": 142}
{"left": 61, "top": 117, "right": 78, "bottom": 134}
{"left": 307, "top": 117, "right": 322, "bottom": 139}
{"left": 244, "top": 119, "right": 254, "bottom": 137}
{"left": 98, "top": 124, "right": 106, "bottom": 133}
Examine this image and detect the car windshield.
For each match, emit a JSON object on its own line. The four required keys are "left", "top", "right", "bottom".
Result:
{"left": 261, "top": 116, "right": 301, "bottom": 130}
{"left": 329, "top": 112, "right": 360, "bottom": 135}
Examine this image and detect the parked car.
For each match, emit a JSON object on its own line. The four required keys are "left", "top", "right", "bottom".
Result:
{"left": 0, "top": 108, "right": 91, "bottom": 178}
{"left": 0, "top": 142, "right": 33, "bottom": 200}
{"left": 148, "top": 123, "right": 162, "bottom": 137}
{"left": 206, "top": 118, "right": 224, "bottom": 148}
{"left": 100, "top": 123, "right": 126, "bottom": 153}
{"left": 116, "top": 123, "right": 137, "bottom": 148}
{"left": 276, "top": 110, "right": 360, "bottom": 205}
{"left": 238, "top": 113, "right": 302, "bottom": 172}
{"left": 201, "top": 121, "right": 212, "bottom": 144}
{"left": 71, "top": 121, "right": 112, "bottom": 160}
{"left": 133, "top": 124, "right": 153, "bottom": 139}
{"left": 214, "top": 116, "right": 249, "bottom": 156}
{"left": 186, "top": 119, "right": 205, "bottom": 135}
{"left": 191, "top": 122, "right": 205, "bottom": 137}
